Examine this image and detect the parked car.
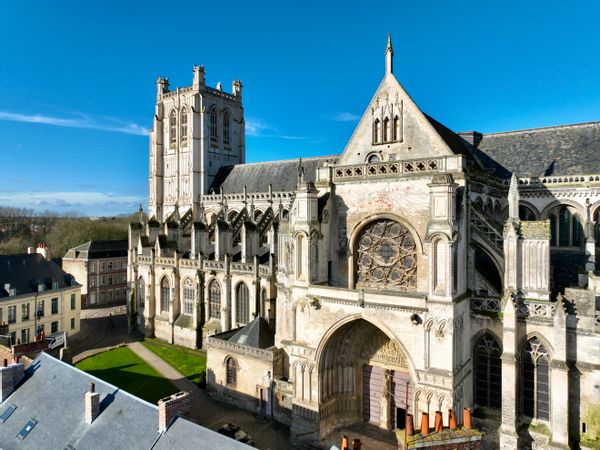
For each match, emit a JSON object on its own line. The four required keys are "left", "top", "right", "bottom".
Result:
{"left": 217, "top": 423, "right": 256, "bottom": 447}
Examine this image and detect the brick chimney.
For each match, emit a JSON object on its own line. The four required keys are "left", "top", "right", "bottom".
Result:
{"left": 84, "top": 382, "right": 100, "bottom": 423}
{"left": 0, "top": 360, "right": 25, "bottom": 402}
{"left": 158, "top": 391, "right": 190, "bottom": 431}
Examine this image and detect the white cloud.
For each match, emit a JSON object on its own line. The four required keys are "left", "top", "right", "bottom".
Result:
{"left": 246, "top": 117, "right": 307, "bottom": 140}
{"left": 245, "top": 118, "right": 271, "bottom": 137}
{"left": 0, "top": 110, "right": 149, "bottom": 136}
{"left": 0, "top": 191, "right": 144, "bottom": 215}
{"left": 327, "top": 112, "right": 360, "bottom": 122}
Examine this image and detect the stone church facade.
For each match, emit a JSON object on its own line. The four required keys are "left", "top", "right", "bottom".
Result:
{"left": 128, "top": 36, "right": 600, "bottom": 449}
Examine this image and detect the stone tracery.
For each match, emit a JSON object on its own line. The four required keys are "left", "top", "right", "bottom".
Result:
{"left": 356, "top": 219, "right": 417, "bottom": 290}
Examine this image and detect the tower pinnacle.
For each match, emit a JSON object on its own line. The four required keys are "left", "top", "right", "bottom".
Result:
{"left": 385, "top": 33, "right": 394, "bottom": 74}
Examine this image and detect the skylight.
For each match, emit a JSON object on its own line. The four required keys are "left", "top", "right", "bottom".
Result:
{"left": 18, "top": 419, "right": 37, "bottom": 439}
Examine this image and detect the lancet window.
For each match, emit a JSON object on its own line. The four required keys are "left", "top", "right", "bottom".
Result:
{"left": 208, "top": 279, "right": 221, "bottom": 319}
{"left": 474, "top": 332, "right": 502, "bottom": 409}
{"left": 522, "top": 337, "right": 550, "bottom": 421}
{"left": 235, "top": 282, "right": 250, "bottom": 325}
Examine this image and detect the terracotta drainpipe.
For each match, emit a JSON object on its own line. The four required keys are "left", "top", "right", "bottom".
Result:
{"left": 448, "top": 409, "right": 458, "bottom": 430}
{"left": 463, "top": 407, "right": 472, "bottom": 430}
{"left": 341, "top": 435, "right": 350, "bottom": 450}
{"left": 406, "top": 413, "right": 414, "bottom": 436}
{"left": 434, "top": 411, "right": 443, "bottom": 432}
{"left": 420, "top": 412, "right": 429, "bottom": 436}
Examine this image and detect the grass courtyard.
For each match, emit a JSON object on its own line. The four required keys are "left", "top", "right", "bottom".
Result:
{"left": 75, "top": 346, "right": 179, "bottom": 404}
{"left": 141, "top": 338, "right": 207, "bottom": 386}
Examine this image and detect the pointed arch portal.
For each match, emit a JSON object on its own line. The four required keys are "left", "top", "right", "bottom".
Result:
{"left": 317, "top": 319, "right": 413, "bottom": 437}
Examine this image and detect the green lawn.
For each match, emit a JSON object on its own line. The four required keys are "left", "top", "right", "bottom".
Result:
{"left": 141, "top": 338, "right": 207, "bottom": 386}
{"left": 75, "top": 346, "right": 179, "bottom": 404}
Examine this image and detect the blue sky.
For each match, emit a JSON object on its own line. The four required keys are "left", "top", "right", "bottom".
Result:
{"left": 1, "top": 1, "right": 599, "bottom": 216}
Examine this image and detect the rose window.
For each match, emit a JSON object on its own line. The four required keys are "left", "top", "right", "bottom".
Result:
{"left": 356, "top": 219, "right": 417, "bottom": 290}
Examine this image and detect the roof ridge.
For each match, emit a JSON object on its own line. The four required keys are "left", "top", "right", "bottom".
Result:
{"left": 234, "top": 154, "right": 339, "bottom": 168}
{"left": 481, "top": 120, "right": 600, "bottom": 138}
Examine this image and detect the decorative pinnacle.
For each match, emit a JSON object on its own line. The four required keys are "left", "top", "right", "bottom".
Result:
{"left": 385, "top": 33, "right": 394, "bottom": 74}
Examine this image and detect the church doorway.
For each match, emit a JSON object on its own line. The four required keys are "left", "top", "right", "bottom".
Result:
{"left": 318, "top": 318, "right": 413, "bottom": 437}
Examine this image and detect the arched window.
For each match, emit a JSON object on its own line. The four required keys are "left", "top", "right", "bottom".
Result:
{"left": 208, "top": 279, "right": 221, "bottom": 319}
{"left": 548, "top": 206, "right": 582, "bottom": 248}
{"left": 223, "top": 110, "right": 231, "bottom": 148}
{"left": 160, "top": 277, "right": 170, "bottom": 312}
{"left": 367, "top": 154, "right": 380, "bottom": 164}
{"left": 355, "top": 219, "right": 417, "bottom": 291}
{"left": 373, "top": 119, "right": 381, "bottom": 144}
{"left": 393, "top": 115, "right": 401, "bottom": 141}
{"left": 519, "top": 205, "right": 537, "bottom": 221}
{"left": 296, "top": 234, "right": 305, "bottom": 279}
{"left": 137, "top": 278, "right": 145, "bottom": 309}
{"left": 235, "top": 282, "right": 250, "bottom": 325}
{"left": 210, "top": 107, "right": 218, "bottom": 144}
{"left": 383, "top": 117, "right": 390, "bottom": 142}
{"left": 169, "top": 109, "right": 177, "bottom": 146}
{"left": 180, "top": 107, "right": 188, "bottom": 146}
{"left": 226, "top": 357, "right": 238, "bottom": 384}
{"left": 594, "top": 209, "right": 600, "bottom": 246}
{"left": 522, "top": 337, "right": 550, "bottom": 421}
{"left": 183, "top": 279, "right": 195, "bottom": 315}
{"left": 474, "top": 332, "right": 502, "bottom": 409}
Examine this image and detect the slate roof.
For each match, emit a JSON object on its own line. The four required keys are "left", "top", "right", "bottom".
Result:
{"left": 0, "top": 254, "right": 77, "bottom": 298}
{"left": 153, "top": 416, "right": 247, "bottom": 450}
{"left": 228, "top": 317, "right": 275, "bottom": 349}
{"left": 0, "top": 352, "right": 247, "bottom": 449}
{"left": 210, "top": 155, "right": 338, "bottom": 194}
{"left": 473, "top": 121, "right": 600, "bottom": 179}
{"left": 0, "top": 352, "right": 160, "bottom": 450}
{"left": 63, "top": 240, "right": 128, "bottom": 260}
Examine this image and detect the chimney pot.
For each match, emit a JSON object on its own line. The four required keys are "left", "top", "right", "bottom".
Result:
{"left": 448, "top": 408, "right": 458, "bottom": 430}
{"left": 420, "top": 412, "right": 430, "bottom": 436}
{"left": 406, "top": 413, "right": 414, "bottom": 436}
{"left": 463, "top": 407, "right": 472, "bottom": 430}
{"left": 91, "top": 382, "right": 95, "bottom": 393}
{"left": 434, "top": 410, "right": 443, "bottom": 432}
{"left": 341, "top": 435, "right": 349, "bottom": 450}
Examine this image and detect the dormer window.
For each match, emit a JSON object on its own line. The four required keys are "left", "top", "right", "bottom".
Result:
{"left": 169, "top": 109, "right": 177, "bottom": 146}
{"left": 180, "top": 107, "right": 188, "bottom": 146}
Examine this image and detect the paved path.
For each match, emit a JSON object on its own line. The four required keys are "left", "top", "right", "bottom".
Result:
{"left": 127, "top": 341, "right": 291, "bottom": 450}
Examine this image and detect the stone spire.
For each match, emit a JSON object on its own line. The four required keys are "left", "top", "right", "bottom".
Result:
{"left": 385, "top": 33, "right": 394, "bottom": 75}
{"left": 508, "top": 174, "right": 519, "bottom": 220}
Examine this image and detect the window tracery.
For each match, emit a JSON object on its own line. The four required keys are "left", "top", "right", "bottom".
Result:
{"left": 235, "top": 282, "right": 250, "bottom": 325}
{"left": 180, "top": 107, "right": 188, "bottom": 146}
{"left": 160, "top": 277, "right": 170, "bottom": 312}
{"left": 183, "top": 278, "right": 194, "bottom": 315}
{"left": 356, "top": 219, "right": 417, "bottom": 290}
{"left": 474, "top": 332, "right": 502, "bottom": 409}
{"left": 522, "top": 337, "right": 550, "bottom": 420}
{"left": 169, "top": 109, "right": 177, "bottom": 146}
{"left": 223, "top": 110, "right": 231, "bottom": 148}
{"left": 210, "top": 107, "right": 218, "bottom": 144}
{"left": 208, "top": 279, "right": 221, "bottom": 319}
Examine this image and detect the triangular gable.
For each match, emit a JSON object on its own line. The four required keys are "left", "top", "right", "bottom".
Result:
{"left": 338, "top": 66, "right": 460, "bottom": 165}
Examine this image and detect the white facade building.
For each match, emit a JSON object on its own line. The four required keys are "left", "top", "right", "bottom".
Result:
{"left": 129, "top": 37, "right": 600, "bottom": 449}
